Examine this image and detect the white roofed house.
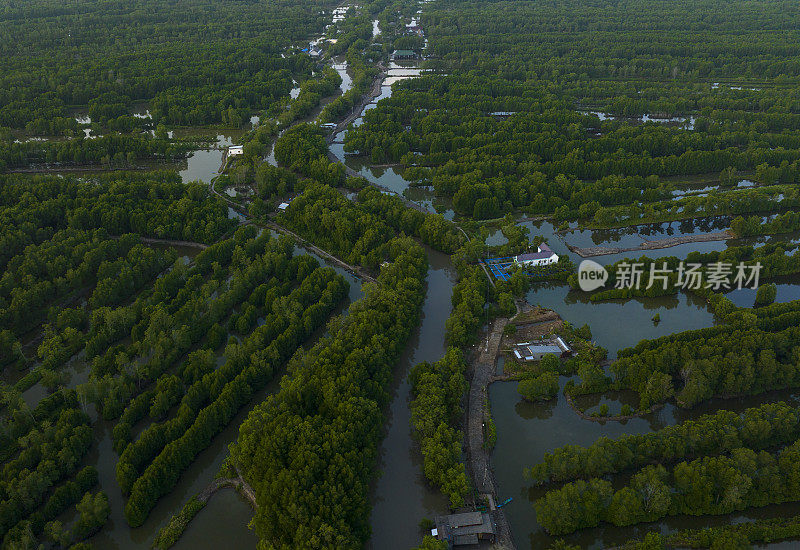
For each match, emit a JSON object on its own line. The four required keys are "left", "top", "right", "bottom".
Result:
{"left": 227, "top": 145, "right": 244, "bottom": 156}
{"left": 513, "top": 337, "right": 573, "bottom": 361}
{"left": 513, "top": 242, "right": 558, "bottom": 267}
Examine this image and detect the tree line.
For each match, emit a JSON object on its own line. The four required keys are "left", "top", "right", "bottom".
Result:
{"left": 527, "top": 401, "right": 800, "bottom": 486}
{"left": 123, "top": 262, "right": 348, "bottom": 526}
{"left": 232, "top": 237, "right": 429, "bottom": 548}
{"left": 535, "top": 440, "right": 800, "bottom": 535}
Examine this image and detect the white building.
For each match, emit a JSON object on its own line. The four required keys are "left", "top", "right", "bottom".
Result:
{"left": 513, "top": 243, "right": 558, "bottom": 267}
{"left": 512, "top": 337, "right": 572, "bottom": 361}
{"left": 278, "top": 202, "right": 290, "bottom": 212}
{"left": 227, "top": 145, "right": 244, "bottom": 156}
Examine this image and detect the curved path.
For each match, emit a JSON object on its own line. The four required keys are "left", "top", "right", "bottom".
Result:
{"left": 266, "top": 221, "right": 376, "bottom": 283}
{"left": 326, "top": 62, "right": 387, "bottom": 141}
{"left": 197, "top": 475, "right": 257, "bottom": 509}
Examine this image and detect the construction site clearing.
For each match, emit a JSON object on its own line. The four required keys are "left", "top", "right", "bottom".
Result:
{"left": 499, "top": 307, "right": 565, "bottom": 374}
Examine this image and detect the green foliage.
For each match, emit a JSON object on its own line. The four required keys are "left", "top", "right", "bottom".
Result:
{"left": 319, "top": 48, "right": 379, "bottom": 124}
{"left": 755, "top": 282, "right": 778, "bottom": 306}
{"left": 410, "top": 349, "right": 471, "bottom": 506}
{"left": 122, "top": 258, "right": 348, "bottom": 525}
{"left": 0, "top": 329, "right": 26, "bottom": 369}
{"left": 71, "top": 492, "right": 110, "bottom": 542}
{"left": 661, "top": 514, "right": 800, "bottom": 548}
{"left": 1, "top": 134, "right": 198, "bottom": 170}
{"left": 278, "top": 68, "right": 342, "bottom": 128}
{"left": 413, "top": 535, "right": 448, "bottom": 550}
{"left": 528, "top": 401, "right": 800, "bottom": 485}
{"left": 596, "top": 294, "right": 800, "bottom": 408}
{"left": 498, "top": 292, "right": 516, "bottom": 315}
{"left": 274, "top": 124, "right": 345, "bottom": 186}
{"left": 152, "top": 496, "right": 206, "bottom": 550}
{"left": 355, "top": 185, "right": 463, "bottom": 254}
{"left": 534, "top": 478, "right": 613, "bottom": 535}
{"left": 232, "top": 238, "right": 428, "bottom": 548}
{"left": 0, "top": 0, "right": 338, "bottom": 133}
{"left": 254, "top": 164, "right": 298, "bottom": 202}
{"left": 0, "top": 396, "right": 94, "bottom": 543}
{"left": 517, "top": 371, "right": 559, "bottom": 402}
{"left": 483, "top": 413, "right": 497, "bottom": 450}
{"left": 444, "top": 265, "right": 488, "bottom": 348}
{"left": 344, "top": 0, "right": 800, "bottom": 223}
{"left": 280, "top": 182, "right": 394, "bottom": 269}
{"left": 536, "top": 440, "right": 800, "bottom": 535}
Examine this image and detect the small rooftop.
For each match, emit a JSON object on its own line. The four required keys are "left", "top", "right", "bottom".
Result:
{"left": 391, "top": 49, "right": 418, "bottom": 58}
{"left": 433, "top": 512, "right": 496, "bottom": 547}
{"left": 513, "top": 337, "right": 572, "bottom": 361}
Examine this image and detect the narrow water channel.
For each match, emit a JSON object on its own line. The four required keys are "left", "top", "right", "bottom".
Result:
{"left": 62, "top": 243, "right": 365, "bottom": 549}
{"left": 368, "top": 248, "right": 455, "bottom": 549}
{"left": 325, "top": 79, "right": 800, "bottom": 546}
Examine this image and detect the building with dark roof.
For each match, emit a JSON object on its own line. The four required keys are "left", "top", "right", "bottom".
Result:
{"left": 391, "top": 49, "right": 418, "bottom": 60}
{"left": 432, "top": 512, "right": 496, "bottom": 547}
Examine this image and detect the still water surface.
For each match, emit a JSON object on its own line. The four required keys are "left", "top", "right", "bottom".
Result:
{"left": 368, "top": 249, "right": 456, "bottom": 549}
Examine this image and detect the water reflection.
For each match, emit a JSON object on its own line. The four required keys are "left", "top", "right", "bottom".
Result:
{"left": 562, "top": 216, "right": 731, "bottom": 249}
{"left": 178, "top": 132, "right": 242, "bottom": 184}
{"left": 725, "top": 273, "right": 800, "bottom": 307}
{"left": 517, "top": 219, "right": 732, "bottom": 266}
{"left": 173, "top": 489, "right": 257, "bottom": 550}
{"left": 579, "top": 110, "right": 696, "bottom": 130}
{"left": 491, "top": 217, "right": 800, "bottom": 548}
{"left": 491, "top": 375, "right": 800, "bottom": 549}
{"left": 485, "top": 229, "right": 509, "bottom": 246}
{"left": 368, "top": 249, "right": 456, "bottom": 549}
{"left": 331, "top": 61, "right": 352, "bottom": 94}
{"left": 526, "top": 283, "right": 717, "bottom": 359}
{"left": 327, "top": 145, "right": 456, "bottom": 219}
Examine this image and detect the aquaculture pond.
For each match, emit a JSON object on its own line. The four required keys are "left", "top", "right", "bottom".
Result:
{"left": 490, "top": 379, "right": 800, "bottom": 549}
{"left": 329, "top": 70, "right": 800, "bottom": 547}
{"left": 563, "top": 216, "right": 731, "bottom": 249}
{"left": 486, "top": 219, "right": 800, "bottom": 548}
{"left": 177, "top": 131, "right": 244, "bottom": 184}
